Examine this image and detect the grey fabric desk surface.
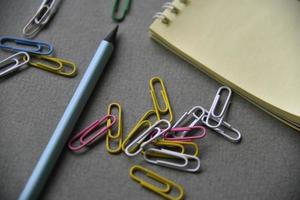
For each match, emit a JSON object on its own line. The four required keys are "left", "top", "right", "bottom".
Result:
{"left": 0, "top": 1, "right": 300, "bottom": 200}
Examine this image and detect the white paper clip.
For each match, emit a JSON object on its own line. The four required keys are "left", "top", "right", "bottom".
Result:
{"left": 125, "top": 119, "right": 171, "bottom": 157}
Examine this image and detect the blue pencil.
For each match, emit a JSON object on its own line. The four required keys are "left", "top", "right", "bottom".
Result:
{"left": 19, "top": 25, "right": 119, "bottom": 200}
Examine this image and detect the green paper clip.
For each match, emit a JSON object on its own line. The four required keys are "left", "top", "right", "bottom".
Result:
{"left": 112, "top": 0, "right": 131, "bottom": 22}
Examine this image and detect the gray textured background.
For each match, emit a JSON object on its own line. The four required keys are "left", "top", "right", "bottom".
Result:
{"left": 0, "top": 1, "right": 300, "bottom": 200}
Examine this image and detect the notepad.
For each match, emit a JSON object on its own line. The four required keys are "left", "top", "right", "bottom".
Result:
{"left": 149, "top": 0, "right": 300, "bottom": 131}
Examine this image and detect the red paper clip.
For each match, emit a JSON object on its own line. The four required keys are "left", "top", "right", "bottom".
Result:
{"left": 164, "top": 126, "right": 206, "bottom": 142}
{"left": 68, "top": 114, "right": 117, "bottom": 151}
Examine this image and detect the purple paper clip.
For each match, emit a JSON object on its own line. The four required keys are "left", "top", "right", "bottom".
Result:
{"left": 68, "top": 114, "right": 117, "bottom": 152}
{"left": 164, "top": 126, "right": 206, "bottom": 142}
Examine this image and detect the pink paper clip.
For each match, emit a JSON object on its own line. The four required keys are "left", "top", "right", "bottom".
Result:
{"left": 164, "top": 126, "right": 206, "bottom": 142}
{"left": 68, "top": 114, "right": 117, "bottom": 151}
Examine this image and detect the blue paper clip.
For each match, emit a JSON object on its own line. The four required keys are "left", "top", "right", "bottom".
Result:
{"left": 0, "top": 36, "right": 53, "bottom": 55}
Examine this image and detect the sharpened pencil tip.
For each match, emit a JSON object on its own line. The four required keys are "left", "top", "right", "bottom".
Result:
{"left": 104, "top": 25, "right": 118, "bottom": 45}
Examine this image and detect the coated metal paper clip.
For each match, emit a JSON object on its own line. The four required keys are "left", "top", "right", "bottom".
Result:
{"left": 125, "top": 119, "right": 171, "bottom": 157}
{"left": 0, "top": 36, "right": 53, "bottom": 55}
{"left": 122, "top": 110, "right": 157, "bottom": 152}
{"left": 164, "top": 126, "right": 206, "bottom": 142}
{"left": 142, "top": 140, "right": 199, "bottom": 158}
{"left": 171, "top": 106, "right": 206, "bottom": 138}
{"left": 27, "top": 54, "right": 77, "bottom": 77}
{"left": 0, "top": 52, "right": 30, "bottom": 77}
{"left": 106, "top": 103, "right": 123, "bottom": 154}
{"left": 204, "top": 86, "right": 232, "bottom": 128}
{"left": 202, "top": 114, "right": 242, "bottom": 143}
{"left": 68, "top": 115, "right": 117, "bottom": 152}
{"left": 130, "top": 165, "right": 184, "bottom": 200}
{"left": 144, "top": 148, "right": 201, "bottom": 172}
{"left": 150, "top": 77, "right": 174, "bottom": 123}
{"left": 23, "top": 0, "right": 62, "bottom": 38}
{"left": 112, "top": 0, "right": 131, "bottom": 22}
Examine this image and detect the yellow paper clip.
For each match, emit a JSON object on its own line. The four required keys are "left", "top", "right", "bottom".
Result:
{"left": 26, "top": 55, "right": 77, "bottom": 77}
{"left": 143, "top": 140, "right": 199, "bottom": 158}
{"left": 149, "top": 77, "right": 173, "bottom": 123}
{"left": 179, "top": 141, "right": 199, "bottom": 157}
{"left": 106, "top": 103, "right": 123, "bottom": 154}
{"left": 130, "top": 165, "right": 184, "bottom": 200}
{"left": 122, "top": 110, "right": 157, "bottom": 152}
{"left": 162, "top": 140, "right": 199, "bottom": 157}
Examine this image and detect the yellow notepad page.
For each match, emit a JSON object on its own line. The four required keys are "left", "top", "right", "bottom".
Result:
{"left": 150, "top": 0, "right": 300, "bottom": 128}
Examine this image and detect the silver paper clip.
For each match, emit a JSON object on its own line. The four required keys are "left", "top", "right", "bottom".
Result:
{"left": 125, "top": 119, "right": 171, "bottom": 157}
{"left": 23, "top": 0, "right": 61, "bottom": 38}
{"left": 144, "top": 148, "right": 201, "bottom": 172}
{"left": 0, "top": 52, "right": 30, "bottom": 77}
{"left": 204, "top": 86, "right": 232, "bottom": 128}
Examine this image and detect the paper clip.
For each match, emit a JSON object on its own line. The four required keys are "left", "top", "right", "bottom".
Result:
{"left": 23, "top": 18, "right": 42, "bottom": 39}
{"left": 68, "top": 115, "right": 117, "bottom": 152}
{"left": 130, "top": 165, "right": 184, "bottom": 200}
{"left": 144, "top": 148, "right": 201, "bottom": 172}
{"left": 143, "top": 140, "right": 199, "bottom": 157}
{"left": 164, "top": 126, "right": 206, "bottom": 142}
{"left": 34, "top": 0, "right": 61, "bottom": 25}
{"left": 23, "top": 0, "right": 61, "bottom": 38}
{"left": 122, "top": 110, "right": 157, "bottom": 152}
{"left": 26, "top": 54, "right": 77, "bottom": 77}
{"left": 142, "top": 140, "right": 184, "bottom": 158}
{"left": 149, "top": 77, "right": 174, "bottom": 123}
{"left": 112, "top": 0, "right": 131, "bottom": 22}
{"left": 106, "top": 103, "right": 123, "bottom": 154}
{"left": 144, "top": 148, "right": 188, "bottom": 170}
{"left": 204, "top": 86, "right": 232, "bottom": 128}
{"left": 0, "top": 52, "right": 30, "bottom": 77}
{"left": 124, "top": 119, "right": 171, "bottom": 157}
{"left": 0, "top": 36, "right": 53, "bottom": 55}
{"left": 122, "top": 120, "right": 151, "bottom": 153}
{"left": 172, "top": 106, "right": 206, "bottom": 138}
{"left": 202, "top": 114, "right": 242, "bottom": 143}
{"left": 177, "top": 141, "right": 199, "bottom": 156}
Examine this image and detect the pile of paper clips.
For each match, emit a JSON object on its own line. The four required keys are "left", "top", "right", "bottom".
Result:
{"left": 0, "top": 36, "right": 77, "bottom": 78}
{"left": 67, "top": 76, "right": 242, "bottom": 199}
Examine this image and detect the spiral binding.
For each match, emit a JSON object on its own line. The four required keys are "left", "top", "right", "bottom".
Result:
{"left": 153, "top": 0, "right": 189, "bottom": 24}
{"left": 153, "top": 12, "right": 170, "bottom": 24}
{"left": 162, "top": 2, "right": 179, "bottom": 14}
{"left": 180, "top": 0, "right": 188, "bottom": 3}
